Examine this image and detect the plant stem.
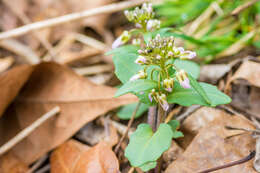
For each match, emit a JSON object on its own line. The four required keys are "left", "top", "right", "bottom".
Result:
{"left": 148, "top": 106, "right": 157, "bottom": 132}
{"left": 114, "top": 102, "right": 141, "bottom": 154}
{"left": 154, "top": 104, "right": 165, "bottom": 173}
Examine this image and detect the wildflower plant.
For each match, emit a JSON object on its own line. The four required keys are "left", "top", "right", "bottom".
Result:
{"left": 107, "top": 3, "right": 231, "bottom": 171}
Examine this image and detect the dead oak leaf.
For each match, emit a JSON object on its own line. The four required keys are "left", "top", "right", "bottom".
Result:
{"left": 0, "top": 64, "right": 33, "bottom": 118}
{"left": 165, "top": 111, "right": 256, "bottom": 173}
{"left": 0, "top": 62, "right": 137, "bottom": 164}
{"left": 51, "top": 140, "right": 119, "bottom": 173}
{"left": 0, "top": 152, "right": 28, "bottom": 173}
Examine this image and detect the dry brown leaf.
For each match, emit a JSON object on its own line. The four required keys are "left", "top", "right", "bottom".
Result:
{"left": 0, "top": 64, "right": 33, "bottom": 118}
{"left": 227, "top": 60, "right": 260, "bottom": 117}
{"left": 0, "top": 62, "right": 137, "bottom": 164}
{"left": 0, "top": 152, "right": 28, "bottom": 173}
{"left": 230, "top": 60, "right": 260, "bottom": 88}
{"left": 178, "top": 107, "right": 230, "bottom": 148}
{"left": 51, "top": 140, "right": 119, "bottom": 173}
{"left": 165, "top": 110, "right": 256, "bottom": 173}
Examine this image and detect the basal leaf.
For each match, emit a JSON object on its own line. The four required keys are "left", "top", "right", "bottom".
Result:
{"left": 117, "top": 103, "right": 149, "bottom": 120}
{"left": 115, "top": 79, "right": 157, "bottom": 97}
{"left": 139, "top": 162, "right": 157, "bottom": 171}
{"left": 168, "top": 82, "right": 231, "bottom": 107}
{"left": 125, "top": 123, "right": 173, "bottom": 171}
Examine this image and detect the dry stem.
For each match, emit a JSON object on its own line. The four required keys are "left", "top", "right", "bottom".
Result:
{"left": 0, "top": 0, "right": 148, "bottom": 40}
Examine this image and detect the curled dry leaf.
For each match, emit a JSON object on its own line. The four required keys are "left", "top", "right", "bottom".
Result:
{"left": 51, "top": 140, "right": 119, "bottom": 173}
{"left": 165, "top": 109, "right": 256, "bottom": 173}
{"left": 0, "top": 64, "right": 33, "bottom": 118}
{"left": 0, "top": 62, "right": 137, "bottom": 164}
{"left": 0, "top": 152, "right": 28, "bottom": 173}
{"left": 226, "top": 60, "right": 260, "bottom": 118}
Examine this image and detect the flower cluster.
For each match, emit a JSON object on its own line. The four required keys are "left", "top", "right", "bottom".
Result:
{"left": 130, "top": 34, "right": 196, "bottom": 111}
{"left": 136, "top": 34, "right": 196, "bottom": 65}
{"left": 124, "top": 3, "right": 160, "bottom": 31}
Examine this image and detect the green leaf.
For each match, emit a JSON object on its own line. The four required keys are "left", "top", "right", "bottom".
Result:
{"left": 188, "top": 74, "right": 211, "bottom": 104}
{"left": 113, "top": 52, "right": 141, "bottom": 83}
{"left": 117, "top": 103, "right": 149, "bottom": 120}
{"left": 172, "top": 131, "right": 184, "bottom": 138}
{"left": 167, "top": 120, "right": 184, "bottom": 138}
{"left": 106, "top": 45, "right": 139, "bottom": 55}
{"left": 125, "top": 123, "right": 173, "bottom": 171}
{"left": 174, "top": 59, "right": 200, "bottom": 79}
{"left": 167, "top": 120, "right": 180, "bottom": 131}
{"left": 168, "top": 82, "right": 231, "bottom": 107}
{"left": 139, "top": 162, "right": 157, "bottom": 171}
{"left": 115, "top": 79, "right": 157, "bottom": 97}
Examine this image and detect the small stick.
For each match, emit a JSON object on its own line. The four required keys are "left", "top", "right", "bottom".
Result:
{"left": 114, "top": 102, "right": 141, "bottom": 154}
{"left": 0, "top": 106, "right": 60, "bottom": 155}
{"left": 35, "top": 164, "right": 50, "bottom": 173}
{"left": 74, "top": 33, "right": 110, "bottom": 52}
{"left": 73, "top": 64, "right": 113, "bottom": 76}
{"left": 0, "top": 39, "right": 40, "bottom": 64}
{"left": 3, "top": 0, "right": 56, "bottom": 58}
{"left": 0, "top": 0, "right": 148, "bottom": 40}
{"left": 198, "top": 151, "right": 256, "bottom": 173}
{"left": 231, "top": 0, "right": 259, "bottom": 16}
{"left": 26, "top": 154, "right": 48, "bottom": 173}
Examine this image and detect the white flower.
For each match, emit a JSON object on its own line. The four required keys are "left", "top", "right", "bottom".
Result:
{"left": 158, "top": 94, "right": 169, "bottom": 111}
{"left": 163, "top": 78, "right": 174, "bottom": 92}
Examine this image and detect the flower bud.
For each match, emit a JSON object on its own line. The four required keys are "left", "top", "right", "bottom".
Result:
{"left": 163, "top": 78, "right": 174, "bottom": 92}
{"left": 158, "top": 93, "right": 169, "bottom": 111}
{"left": 148, "top": 89, "right": 156, "bottom": 102}
{"left": 135, "top": 55, "right": 147, "bottom": 65}
{"left": 112, "top": 31, "right": 131, "bottom": 49}
{"left": 132, "top": 38, "right": 141, "bottom": 46}
{"left": 176, "top": 70, "right": 191, "bottom": 89}
{"left": 130, "top": 70, "right": 147, "bottom": 81}
{"left": 179, "top": 50, "right": 196, "bottom": 60}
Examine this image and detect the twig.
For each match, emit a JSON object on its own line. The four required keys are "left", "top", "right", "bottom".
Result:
{"left": 164, "top": 106, "right": 182, "bottom": 123}
{"left": 176, "top": 105, "right": 201, "bottom": 121}
{"left": 3, "top": 0, "right": 56, "bottom": 58}
{"left": 26, "top": 154, "right": 48, "bottom": 173}
{"left": 0, "top": 0, "right": 148, "bottom": 40}
{"left": 114, "top": 102, "right": 141, "bottom": 154}
{"left": 198, "top": 151, "right": 256, "bottom": 173}
{"left": 231, "top": 0, "right": 260, "bottom": 16}
{"left": 0, "top": 106, "right": 60, "bottom": 155}
{"left": 74, "top": 33, "right": 110, "bottom": 52}
{"left": 73, "top": 64, "right": 113, "bottom": 76}
{"left": 35, "top": 164, "right": 50, "bottom": 173}
{"left": 0, "top": 39, "right": 40, "bottom": 64}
